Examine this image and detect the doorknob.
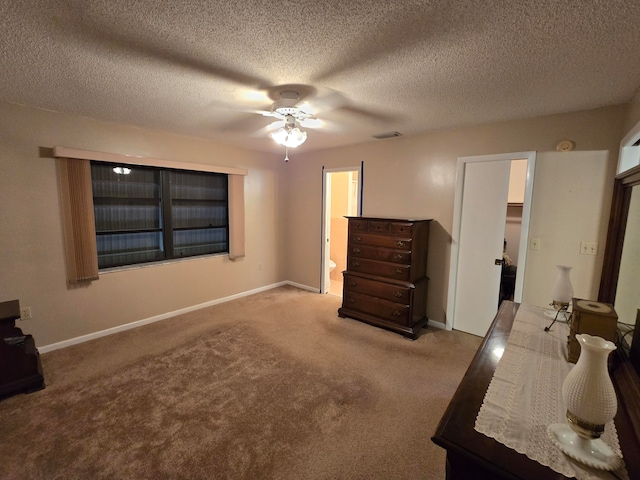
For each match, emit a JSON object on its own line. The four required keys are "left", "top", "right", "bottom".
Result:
{"left": 495, "top": 259, "right": 503, "bottom": 265}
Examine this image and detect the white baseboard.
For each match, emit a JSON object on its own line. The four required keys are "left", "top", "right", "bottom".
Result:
{"left": 284, "top": 281, "right": 320, "bottom": 293}
{"left": 428, "top": 320, "right": 446, "bottom": 330}
{"left": 39, "top": 281, "right": 295, "bottom": 353}
{"left": 39, "top": 281, "right": 437, "bottom": 353}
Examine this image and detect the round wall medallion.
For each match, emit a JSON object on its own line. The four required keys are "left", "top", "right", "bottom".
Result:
{"left": 556, "top": 140, "right": 576, "bottom": 152}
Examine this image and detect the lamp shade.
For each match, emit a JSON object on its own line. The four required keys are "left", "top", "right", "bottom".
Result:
{"left": 270, "top": 127, "right": 289, "bottom": 145}
{"left": 270, "top": 122, "right": 307, "bottom": 148}
{"left": 551, "top": 265, "right": 574, "bottom": 307}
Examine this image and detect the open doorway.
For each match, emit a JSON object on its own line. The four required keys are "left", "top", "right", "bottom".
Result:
{"left": 321, "top": 167, "right": 361, "bottom": 296}
{"left": 499, "top": 159, "right": 528, "bottom": 305}
{"left": 447, "top": 152, "right": 535, "bottom": 336}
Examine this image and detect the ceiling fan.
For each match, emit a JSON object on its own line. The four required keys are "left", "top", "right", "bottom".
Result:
{"left": 260, "top": 90, "right": 314, "bottom": 147}
{"left": 250, "top": 87, "right": 343, "bottom": 161}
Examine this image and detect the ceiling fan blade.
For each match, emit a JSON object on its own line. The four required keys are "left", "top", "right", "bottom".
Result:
{"left": 208, "top": 100, "right": 273, "bottom": 117}
{"left": 298, "top": 118, "right": 342, "bottom": 132}
{"left": 55, "top": 7, "right": 270, "bottom": 88}
{"left": 251, "top": 120, "right": 283, "bottom": 137}
{"left": 302, "top": 88, "right": 349, "bottom": 114}
{"left": 311, "top": 4, "right": 449, "bottom": 83}
{"left": 339, "top": 105, "right": 399, "bottom": 123}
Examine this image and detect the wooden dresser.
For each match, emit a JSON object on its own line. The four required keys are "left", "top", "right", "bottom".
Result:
{"left": 338, "top": 216, "right": 432, "bottom": 339}
{"left": 432, "top": 301, "right": 640, "bottom": 480}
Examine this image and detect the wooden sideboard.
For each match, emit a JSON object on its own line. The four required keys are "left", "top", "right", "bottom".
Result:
{"left": 431, "top": 301, "right": 640, "bottom": 480}
{"left": 338, "top": 217, "right": 431, "bottom": 339}
{"left": 0, "top": 300, "right": 45, "bottom": 400}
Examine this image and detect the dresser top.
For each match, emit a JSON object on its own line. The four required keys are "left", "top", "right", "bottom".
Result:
{"left": 0, "top": 299, "right": 20, "bottom": 323}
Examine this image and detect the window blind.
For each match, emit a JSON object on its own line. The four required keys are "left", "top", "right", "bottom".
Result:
{"left": 57, "top": 157, "right": 100, "bottom": 283}
{"left": 54, "top": 147, "right": 247, "bottom": 274}
{"left": 228, "top": 174, "right": 245, "bottom": 259}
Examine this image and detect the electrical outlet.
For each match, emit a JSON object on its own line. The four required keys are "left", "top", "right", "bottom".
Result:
{"left": 530, "top": 238, "right": 540, "bottom": 250}
{"left": 20, "top": 306, "right": 32, "bottom": 320}
{"left": 580, "top": 242, "right": 598, "bottom": 255}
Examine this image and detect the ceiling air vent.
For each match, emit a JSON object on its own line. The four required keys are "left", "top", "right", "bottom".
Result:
{"left": 372, "top": 131, "right": 402, "bottom": 139}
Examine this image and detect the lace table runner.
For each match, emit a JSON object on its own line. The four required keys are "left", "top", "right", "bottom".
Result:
{"left": 474, "top": 303, "right": 628, "bottom": 480}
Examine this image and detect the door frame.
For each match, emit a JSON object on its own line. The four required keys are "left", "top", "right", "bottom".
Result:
{"left": 320, "top": 165, "right": 363, "bottom": 294}
{"left": 446, "top": 151, "right": 536, "bottom": 331}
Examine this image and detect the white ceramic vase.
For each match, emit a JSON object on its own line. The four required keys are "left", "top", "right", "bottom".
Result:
{"left": 561, "top": 333, "right": 617, "bottom": 438}
{"left": 548, "top": 334, "right": 620, "bottom": 471}
{"left": 551, "top": 265, "right": 574, "bottom": 309}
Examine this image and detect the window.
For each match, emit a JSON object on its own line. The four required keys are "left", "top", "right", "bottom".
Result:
{"left": 91, "top": 162, "right": 229, "bottom": 269}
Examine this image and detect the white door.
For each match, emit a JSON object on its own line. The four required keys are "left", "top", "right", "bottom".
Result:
{"left": 448, "top": 152, "right": 536, "bottom": 336}
{"left": 454, "top": 160, "right": 511, "bottom": 336}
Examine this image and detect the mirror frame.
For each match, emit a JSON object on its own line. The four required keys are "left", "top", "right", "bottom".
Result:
{"left": 599, "top": 164, "right": 640, "bottom": 303}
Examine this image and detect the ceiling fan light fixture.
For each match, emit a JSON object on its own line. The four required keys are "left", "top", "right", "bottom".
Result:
{"left": 270, "top": 121, "right": 307, "bottom": 148}
{"left": 287, "top": 127, "right": 307, "bottom": 147}
{"left": 271, "top": 127, "right": 289, "bottom": 145}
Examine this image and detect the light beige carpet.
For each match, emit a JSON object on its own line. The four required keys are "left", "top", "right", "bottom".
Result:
{"left": 0, "top": 286, "right": 481, "bottom": 479}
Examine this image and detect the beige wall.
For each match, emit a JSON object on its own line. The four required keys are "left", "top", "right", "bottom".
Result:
{"left": 507, "top": 159, "right": 527, "bottom": 204}
{"left": 0, "top": 102, "right": 285, "bottom": 346}
{"left": 284, "top": 106, "right": 625, "bottom": 325}
{"left": 522, "top": 151, "right": 612, "bottom": 308}
{"left": 0, "top": 100, "right": 628, "bottom": 345}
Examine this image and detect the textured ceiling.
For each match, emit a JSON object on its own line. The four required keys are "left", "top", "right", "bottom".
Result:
{"left": 2, "top": 0, "right": 640, "bottom": 154}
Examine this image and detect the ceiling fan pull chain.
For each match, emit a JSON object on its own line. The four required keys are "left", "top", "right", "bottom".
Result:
{"left": 284, "top": 146, "right": 289, "bottom": 162}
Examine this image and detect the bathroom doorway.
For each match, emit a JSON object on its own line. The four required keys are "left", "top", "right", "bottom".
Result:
{"left": 321, "top": 166, "right": 362, "bottom": 296}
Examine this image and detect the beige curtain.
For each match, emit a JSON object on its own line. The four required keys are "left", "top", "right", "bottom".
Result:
{"left": 228, "top": 174, "right": 245, "bottom": 260}
{"left": 57, "top": 158, "right": 99, "bottom": 283}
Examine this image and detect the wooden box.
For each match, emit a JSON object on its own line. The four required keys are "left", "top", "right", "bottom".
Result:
{"left": 568, "top": 298, "right": 618, "bottom": 363}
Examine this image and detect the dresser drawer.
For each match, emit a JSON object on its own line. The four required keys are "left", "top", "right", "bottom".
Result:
{"left": 348, "top": 258, "right": 411, "bottom": 281}
{"left": 342, "top": 291, "right": 411, "bottom": 325}
{"left": 389, "top": 221, "right": 414, "bottom": 235}
{"left": 367, "top": 220, "right": 391, "bottom": 233}
{"left": 349, "top": 218, "right": 368, "bottom": 232}
{"left": 348, "top": 219, "right": 415, "bottom": 235}
{"left": 349, "top": 244, "right": 411, "bottom": 264}
{"left": 343, "top": 273, "right": 411, "bottom": 304}
{"left": 349, "top": 232, "right": 412, "bottom": 250}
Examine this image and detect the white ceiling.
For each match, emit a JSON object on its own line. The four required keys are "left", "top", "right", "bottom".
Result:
{"left": 2, "top": 1, "right": 640, "bottom": 154}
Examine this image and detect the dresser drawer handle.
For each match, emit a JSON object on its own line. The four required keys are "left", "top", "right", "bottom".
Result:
{"left": 348, "top": 297, "right": 356, "bottom": 304}
{"left": 356, "top": 236, "right": 362, "bottom": 241}
{"left": 348, "top": 281, "right": 357, "bottom": 288}
{"left": 353, "top": 247, "right": 361, "bottom": 254}
{"left": 396, "top": 240, "right": 406, "bottom": 247}
{"left": 393, "top": 310, "right": 402, "bottom": 317}
{"left": 393, "top": 253, "right": 404, "bottom": 261}
{"left": 394, "top": 269, "right": 404, "bottom": 275}
{"left": 353, "top": 261, "right": 361, "bottom": 267}
{"left": 394, "top": 291, "right": 403, "bottom": 298}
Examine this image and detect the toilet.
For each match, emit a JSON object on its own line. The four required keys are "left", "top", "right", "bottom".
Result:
{"left": 325, "top": 259, "right": 337, "bottom": 290}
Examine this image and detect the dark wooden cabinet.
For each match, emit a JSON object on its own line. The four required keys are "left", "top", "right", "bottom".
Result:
{"left": 432, "top": 301, "right": 640, "bottom": 480}
{"left": 338, "top": 217, "right": 431, "bottom": 339}
{"left": 0, "top": 300, "right": 45, "bottom": 400}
